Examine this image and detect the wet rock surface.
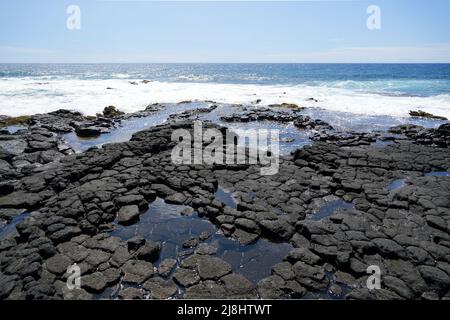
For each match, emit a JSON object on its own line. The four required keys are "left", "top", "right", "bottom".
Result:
{"left": 0, "top": 106, "right": 449, "bottom": 300}
{"left": 221, "top": 107, "right": 300, "bottom": 123}
{"left": 389, "top": 123, "right": 450, "bottom": 148}
{"left": 409, "top": 110, "right": 447, "bottom": 121}
{"left": 169, "top": 104, "right": 218, "bottom": 122}
{"left": 0, "top": 125, "right": 74, "bottom": 212}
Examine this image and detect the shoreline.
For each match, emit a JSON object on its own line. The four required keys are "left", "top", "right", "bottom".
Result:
{"left": 0, "top": 103, "right": 449, "bottom": 300}
{"left": 2, "top": 75, "right": 450, "bottom": 119}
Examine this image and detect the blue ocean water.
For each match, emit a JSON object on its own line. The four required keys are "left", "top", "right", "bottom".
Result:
{"left": 1, "top": 63, "right": 450, "bottom": 119}
{"left": 1, "top": 63, "right": 450, "bottom": 96}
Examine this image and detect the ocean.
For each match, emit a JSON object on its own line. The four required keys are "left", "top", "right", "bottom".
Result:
{"left": 1, "top": 63, "right": 450, "bottom": 119}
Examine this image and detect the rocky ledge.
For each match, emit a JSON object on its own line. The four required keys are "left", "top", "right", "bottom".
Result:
{"left": 389, "top": 123, "right": 450, "bottom": 148}
{"left": 220, "top": 107, "right": 299, "bottom": 123}
{"left": 0, "top": 111, "right": 449, "bottom": 300}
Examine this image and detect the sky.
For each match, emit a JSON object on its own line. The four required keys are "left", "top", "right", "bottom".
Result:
{"left": 1, "top": 0, "right": 450, "bottom": 63}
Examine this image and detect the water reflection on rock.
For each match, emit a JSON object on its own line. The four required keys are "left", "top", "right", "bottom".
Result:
{"left": 111, "top": 197, "right": 292, "bottom": 284}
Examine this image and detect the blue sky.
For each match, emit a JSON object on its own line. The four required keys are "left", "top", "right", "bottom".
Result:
{"left": 1, "top": 0, "right": 450, "bottom": 63}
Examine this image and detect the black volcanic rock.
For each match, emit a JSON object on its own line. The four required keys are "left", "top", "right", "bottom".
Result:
{"left": 0, "top": 117, "right": 449, "bottom": 300}
{"left": 75, "top": 126, "right": 102, "bottom": 138}
{"left": 409, "top": 110, "right": 447, "bottom": 120}
{"left": 389, "top": 123, "right": 450, "bottom": 148}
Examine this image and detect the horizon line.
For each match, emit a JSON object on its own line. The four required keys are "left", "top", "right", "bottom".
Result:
{"left": 2, "top": 61, "right": 450, "bottom": 64}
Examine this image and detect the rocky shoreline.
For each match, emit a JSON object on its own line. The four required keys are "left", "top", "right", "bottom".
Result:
{"left": 0, "top": 103, "right": 449, "bottom": 300}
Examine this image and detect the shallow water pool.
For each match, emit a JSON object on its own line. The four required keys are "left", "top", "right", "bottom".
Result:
{"left": 111, "top": 197, "right": 292, "bottom": 284}
{"left": 64, "top": 102, "right": 210, "bottom": 152}
{"left": 308, "top": 200, "right": 356, "bottom": 221}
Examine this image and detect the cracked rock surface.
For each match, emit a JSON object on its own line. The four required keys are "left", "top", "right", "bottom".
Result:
{"left": 0, "top": 106, "right": 449, "bottom": 300}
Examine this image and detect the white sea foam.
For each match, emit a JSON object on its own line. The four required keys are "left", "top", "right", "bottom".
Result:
{"left": 1, "top": 78, "right": 450, "bottom": 119}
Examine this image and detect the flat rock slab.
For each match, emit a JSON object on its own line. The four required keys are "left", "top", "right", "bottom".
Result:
{"left": 182, "top": 238, "right": 199, "bottom": 249}
{"left": 195, "top": 243, "right": 218, "bottom": 255}
{"left": 185, "top": 281, "right": 227, "bottom": 299}
{"left": 45, "top": 254, "right": 72, "bottom": 276}
{"left": 122, "top": 260, "right": 154, "bottom": 284}
{"left": 0, "top": 192, "right": 41, "bottom": 209}
{"left": 127, "top": 236, "right": 146, "bottom": 252}
{"left": 256, "top": 275, "right": 288, "bottom": 299}
{"left": 221, "top": 273, "right": 255, "bottom": 296}
{"left": 135, "top": 241, "right": 161, "bottom": 263}
{"left": 76, "top": 127, "right": 102, "bottom": 138}
{"left": 118, "top": 287, "right": 145, "bottom": 300}
{"left": 143, "top": 277, "right": 178, "bottom": 299}
{"left": 197, "top": 256, "right": 232, "bottom": 280}
{"left": 103, "top": 268, "right": 122, "bottom": 285}
{"left": 158, "top": 259, "right": 177, "bottom": 278}
{"left": 172, "top": 268, "right": 200, "bottom": 287}
{"left": 165, "top": 192, "right": 187, "bottom": 204}
{"left": 59, "top": 285, "right": 94, "bottom": 300}
{"left": 233, "top": 228, "right": 259, "bottom": 245}
{"left": 117, "top": 205, "right": 140, "bottom": 225}
{"left": 82, "top": 272, "right": 108, "bottom": 293}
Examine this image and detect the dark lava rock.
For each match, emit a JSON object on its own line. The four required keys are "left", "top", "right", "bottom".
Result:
{"left": 271, "top": 262, "right": 295, "bottom": 281}
{"left": 256, "top": 275, "right": 288, "bottom": 299}
{"left": 82, "top": 272, "right": 108, "bottom": 293}
{"left": 292, "top": 261, "right": 328, "bottom": 291}
{"left": 286, "top": 248, "right": 321, "bottom": 265}
{"left": 259, "top": 219, "right": 294, "bottom": 240}
{"left": 110, "top": 246, "right": 132, "bottom": 267}
{"left": 173, "top": 268, "right": 200, "bottom": 287}
{"left": 221, "top": 108, "right": 299, "bottom": 123}
{"left": 30, "top": 109, "right": 84, "bottom": 133}
{"left": 136, "top": 241, "right": 161, "bottom": 262}
{"left": 418, "top": 266, "right": 450, "bottom": 293}
{"left": 373, "top": 238, "right": 406, "bottom": 258}
{"left": 158, "top": 259, "right": 177, "bottom": 278}
{"left": 122, "top": 260, "right": 154, "bottom": 284}
{"left": 197, "top": 256, "right": 232, "bottom": 280}
{"left": 409, "top": 110, "right": 447, "bottom": 120}
{"left": 1, "top": 118, "right": 449, "bottom": 301}
{"left": 45, "top": 254, "right": 72, "bottom": 276}
{"left": 103, "top": 268, "right": 121, "bottom": 285}
{"left": 294, "top": 116, "right": 334, "bottom": 131}
{"left": 311, "top": 130, "right": 376, "bottom": 147}
{"left": 127, "top": 236, "right": 146, "bottom": 252}
{"left": 185, "top": 281, "right": 226, "bottom": 299}
{"left": 195, "top": 243, "right": 218, "bottom": 255}
{"left": 49, "top": 226, "right": 82, "bottom": 244}
{"left": 143, "top": 277, "right": 178, "bottom": 299}
{"left": 0, "top": 208, "right": 26, "bottom": 222}
{"left": 165, "top": 192, "right": 187, "bottom": 204}
{"left": 268, "top": 103, "right": 303, "bottom": 110}
{"left": 182, "top": 237, "right": 199, "bottom": 249}
{"left": 102, "top": 106, "right": 124, "bottom": 119}
{"left": 233, "top": 228, "right": 259, "bottom": 245}
{"left": 437, "top": 123, "right": 450, "bottom": 135}
{"left": 57, "top": 282, "right": 93, "bottom": 300}
{"left": 0, "top": 191, "right": 42, "bottom": 209}
{"left": 0, "top": 275, "right": 19, "bottom": 299}
{"left": 75, "top": 126, "right": 102, "bottom": 138}
{"left": 0, "top": 181, "right": 15, "bottom": 196}
{"left": 221, "top": 273, "right": 255, "bottom": 297}
{"left": 199, "top": 231, "right": 212, "bottom": 241}
{"left": 117, "top": 205, "right": 140, "bottom": 225}
{"left": 389, "top": 123, "right": 450, "bottom": 148}
{"left": 118, "top": 287, "right": 145, "bottom": 300}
